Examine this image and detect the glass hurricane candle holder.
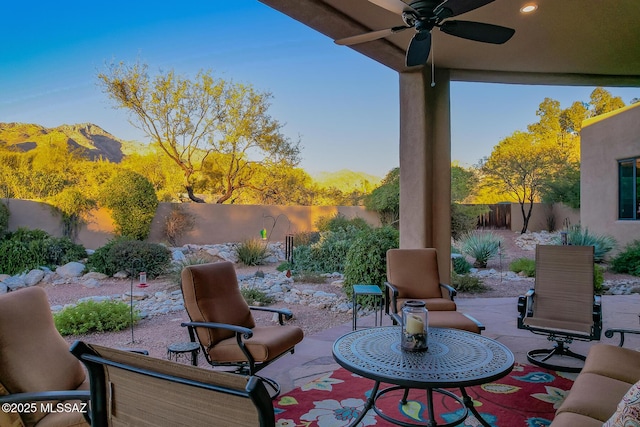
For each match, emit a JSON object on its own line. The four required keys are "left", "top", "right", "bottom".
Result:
{"left": 401, "top": 300, "right": 428, "bottom": 352}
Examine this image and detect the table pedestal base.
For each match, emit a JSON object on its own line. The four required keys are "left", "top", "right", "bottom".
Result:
{"left": 350, "top": 382, "right": 493, "bottom": 427}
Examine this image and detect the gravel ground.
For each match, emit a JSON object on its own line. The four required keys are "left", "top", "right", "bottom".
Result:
{"left": 44, "top": 229, "right": 637, "bottom": 361}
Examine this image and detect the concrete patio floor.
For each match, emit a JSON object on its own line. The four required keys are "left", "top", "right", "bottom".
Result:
{"left": 262, "top": 294, "right": 640, "bottom": 395}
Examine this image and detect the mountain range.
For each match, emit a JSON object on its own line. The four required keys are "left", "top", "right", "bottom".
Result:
{"left": 0, "top": 122, "right": 141, "bottom": 162}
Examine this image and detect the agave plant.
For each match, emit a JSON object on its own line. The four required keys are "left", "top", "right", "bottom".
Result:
{"left": 554, "top": 225, "right": 616, "bottom": 262}
{"left": 458, "top": 230, "right": 504, "bottom": 268}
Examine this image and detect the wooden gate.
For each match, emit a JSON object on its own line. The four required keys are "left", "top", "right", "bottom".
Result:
{"left": 477, "top": 204, "right": 511, "bottom": 229}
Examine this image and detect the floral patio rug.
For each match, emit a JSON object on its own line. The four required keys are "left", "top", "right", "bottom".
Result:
{"left": 274, "top": 363, "right": 577, "bottom": 427}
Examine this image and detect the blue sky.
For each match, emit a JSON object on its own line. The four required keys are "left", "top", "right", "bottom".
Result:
{"left": 1, "top": 1, "right": 638, "bottom": 177}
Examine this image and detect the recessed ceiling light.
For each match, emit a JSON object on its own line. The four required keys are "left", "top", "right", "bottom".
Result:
{"left": 520, "top": 3, "right": 538, "bottom": 13}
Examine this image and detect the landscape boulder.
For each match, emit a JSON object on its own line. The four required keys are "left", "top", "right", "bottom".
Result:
{"left": 56, "top": 262, "right": 86, "bottom": 278}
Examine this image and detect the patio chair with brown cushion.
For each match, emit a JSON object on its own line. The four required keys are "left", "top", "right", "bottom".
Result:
{"left": 385, "top": 248, "right": 457, "bottom": 317}
{"left": 517, "top": 244, "right": 602, "bottom": 372}
{"left": 0, "top": 287, "right": 90, "bottom": 427}
{"left": 385, "top": 248, "right": 484, "bottom": 333}
{"left": 180, "top": 261, "right": 304, "bottom": 398}
{"left": 71, "top": 341, "right": 275, "bottom": 427}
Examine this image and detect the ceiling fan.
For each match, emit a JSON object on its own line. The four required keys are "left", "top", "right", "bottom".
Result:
{"left": 335, "top": 0, "right": 515, "bottom": 67}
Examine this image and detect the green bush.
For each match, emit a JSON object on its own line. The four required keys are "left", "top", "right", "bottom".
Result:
{"left": 292, "top": 270, "right": 326, "bottom": 283}
{"left": 451, "top": 204, "right": 488, "bottom": 240}
{"left": 451, "top": 251, "right": 472, "bottom": 275}
{"left": 509, "top": 257, "right": 536, "bottom": 277}
{"left": 86, "top": 238, "right": 171, "bottom": 278}
{"left": 343, "top": 226, "right": 399, "bottom": 303}
{"left": 553, "top": 225, "right": 616, "bottom": 262}
{"left": 315, "top": 213, "right": 370, "bottom": 234}
{"left": 100, "top": 170, "right": 158, "bottom": 240}
{"left": 451, "top": 272, "right": 488, "bottom": 293}
{"left": 0, "top": 228, "right": 87, "bottom": 275}
{"left": 457, "top": 230, "right": 503, "bottom": 268}
{"left": 610, "top": 240, "right": 640, "bottom": 276}
{"left": 594, "top": 264, "right": 604, "bottom": 295}
{"left": 236, "top": 239, "right": 268, "bottom": 266}
{"left": 292, "top": 231, "right": 320, "bottom": 247}
{"left": 54, "top": 300, "right": 138, "bottom": 336}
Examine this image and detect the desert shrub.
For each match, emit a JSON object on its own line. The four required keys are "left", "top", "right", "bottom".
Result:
{"left": 509, "top": 257, "right": 536, "bottom": 277}
{"left": 553, "top": 225, "right": 616, "bottom": 262}
{"left": 343, "top": 226, "right": 399, "bottom": 302}
{"left": 451, "top": 272, "right": 488, "bottom": 293}
{"left": 458, "top": 230, "right": 503, "bottom": 268}
{"left": 276, "top": 261, "right": 293, "bottom": 272}
{"left": 100, "top": 170, "right": 158, "bottom": 240}
{"left": 54, "top": 300, "right": 138, "bottom": 336}
{"left": 240, "top": 288, "right": 274, "bottom": 305}
{"left": 236, "top": 238, "right": 268, "bottom": 266}
{"left": 451, "top": 203, "right": 487, "bottom": 240}
{"left": 0, "top": 228, "right": 86, "bottom": 275}
{"left": 86, "top": 238, "right": 170, "bottom": 278}
{"left": 315, "top": 213, "right": 370, "bottom": 234}
{"left": 0, "top": 201, "right": 9, "bottom": 238}
{"left": 168, "top": 256, "right": 209, "bottom": 288}
{"left": 292, "top": 231, "right": 320, "bottom": 247}
{"left": 162, "top": 204, "right": 195, "bottom": 246}
{"left": 610, "top": 240, "right": 640, "bottom": 276}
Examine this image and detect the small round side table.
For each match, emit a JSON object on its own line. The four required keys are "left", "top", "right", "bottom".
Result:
{"left": 167, "top": 341, "right": 200, "bottom": 366}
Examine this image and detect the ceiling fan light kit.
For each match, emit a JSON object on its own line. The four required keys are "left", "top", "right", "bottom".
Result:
{"left": 335, "top": 0, "right": 515, "bottom": 67}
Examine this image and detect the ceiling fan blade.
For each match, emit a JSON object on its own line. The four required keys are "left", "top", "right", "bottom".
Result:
{"left": 439, "top": 20, "right": 515, "bottom": 44}
{"left": 335, "top": 26, "right": 409, "bottom": 46}
{"left": 406, "top": 31, "right": 432, "bottom": 67}
{"left": 369, "top": 0, "right": 418, "bottom": 16}
{"left": 434, "top": 0, "right": 494, "bottom": 18}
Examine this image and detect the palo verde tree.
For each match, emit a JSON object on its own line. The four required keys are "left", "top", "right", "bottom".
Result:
{"left": 481, "top": 130, "right": 553, "bottom": 234}
{"left": 364, "top": 168, "right": 399, "bottom": 226}
{"left": 98, "top": 62, "right": 300, "bottom": 203}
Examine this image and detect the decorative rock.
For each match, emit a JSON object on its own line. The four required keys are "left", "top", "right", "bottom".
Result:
{"left": 0, "top": 283, "right": 7, "bottom": 294}
{"left": 56, "top": 262, "right": 86, "bottom": 278}
{"left": 0, "top": 274, "right": 11, "bottom": 282}
{"left": 82, "top": 272, "right": 108, "bottom": 280}
{"left": 25, "top": 269, "right": 45, "bottom": 286}
{"left": 113, "top": 271, "right": 129, "bottom": 279}
{"left": 82, "top": 278, "right": 101, "bottom": 289}
{"left": 4, "top": 276, "right": 26, "bottom": 291}
{"left": 124, "top": 291, "right": 149, "bottom": 301}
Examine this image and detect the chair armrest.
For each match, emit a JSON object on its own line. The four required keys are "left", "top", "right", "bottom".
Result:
{"left": 249, "top": 306, "right": 293, "bottom": 325}
{"left": 0, "top": 390, "right": 91, "bottom": 404}
{"left": 517, "top": 289, "right": 535, "bottom": 321}
{"left": 384, "top": 282, "right": 401, "bottom": 324}
{"left": 604, "top": 328, "right": 640, "bottom": 347}
{"left": 440, "top": 283, "right": 457, "bottom": 300}
{"left": 181, "top": 321, "right": 254, "bottom": 339}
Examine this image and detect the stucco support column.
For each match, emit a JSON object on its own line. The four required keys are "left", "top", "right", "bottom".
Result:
{"left": 398, "top": 68, "right": 451, "bottom": 277}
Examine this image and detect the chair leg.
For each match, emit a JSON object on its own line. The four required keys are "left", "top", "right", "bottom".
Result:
{"left": 255, "top": 375, "right": 281, "bottom": 400}
{"left": 527, "top": 341, "right": 586, "bottom": 373}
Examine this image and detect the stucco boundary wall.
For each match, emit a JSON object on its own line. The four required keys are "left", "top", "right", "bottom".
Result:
{"left": 4, "top": 199, "right": 381, "bottom": 250}
{"left": 509, "top": 202, "right": 580, "bottom": 233}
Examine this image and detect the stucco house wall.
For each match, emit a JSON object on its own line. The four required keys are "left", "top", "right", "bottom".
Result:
{"left": 581, "top": 103, "right": 640, "bottom": 255}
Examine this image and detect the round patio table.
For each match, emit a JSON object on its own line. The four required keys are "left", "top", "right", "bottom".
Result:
{"left": 332, "top": 326, "right": 514, "bottom": 427}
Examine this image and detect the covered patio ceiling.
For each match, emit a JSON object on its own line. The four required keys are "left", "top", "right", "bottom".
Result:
{"left": 259, "top": 0, "right": 640, "bottom": 86}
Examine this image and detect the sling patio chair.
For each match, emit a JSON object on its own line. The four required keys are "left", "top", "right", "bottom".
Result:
{"left": 517, "top": 244, "right": 602, "bottom": 372}
{"left": 180, "top": 261, "right": 304, "bottom": 398}
{"left": 385, "top": 248, "right": 484, "bottom": 333}
{"left": 71, "top": 341, "right": 275, "bottom": 427}
{"left": 0, "top": 287, "right": 90, "bottom": 427}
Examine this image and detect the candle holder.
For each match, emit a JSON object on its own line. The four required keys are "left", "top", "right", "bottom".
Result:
{"left": 401, "top": 300, "right": 428, "bottom": 352}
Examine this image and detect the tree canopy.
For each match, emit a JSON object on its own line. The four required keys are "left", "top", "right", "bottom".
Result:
{"left": 98, "top": 62, "right": 301, "bottom": 203}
